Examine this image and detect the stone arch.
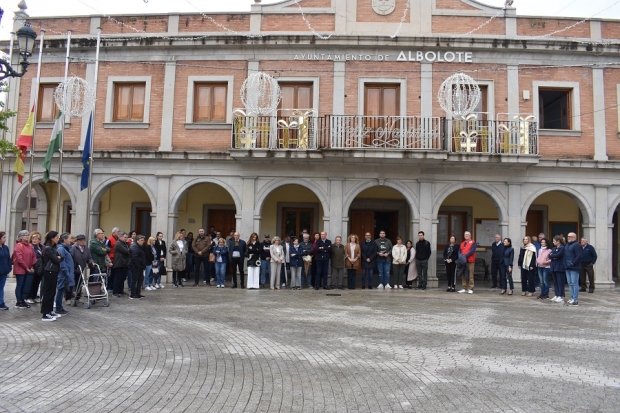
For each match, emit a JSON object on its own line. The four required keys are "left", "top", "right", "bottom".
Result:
{"left": 90, "top": 176, "right": 157, "bottom": 212}
{"left": 342, "top": 179, "right": 419, "bottom": 220}
{"left": 12, "top": 175, "right": 77, "bottom": 211}
{"left": 608, "top": 193, "right": 620, "bottom": 224}
{"left": 169, "top": 177, "right": 242, "bottom": 214}
{"left": 433, "top": 182, "right": 507, "bottom": 221}
{"left": 254, "top": 178, "right": 330, "bottom": 216}
{"left": 520, "top": 185, "right": 594, "bottom": 224}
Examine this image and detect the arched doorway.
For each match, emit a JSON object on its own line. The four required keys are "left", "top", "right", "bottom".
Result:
{"left": 260, "top": 184, "right": 324, "bottom": 239}
{"left": 175, "top": 183, "right": 237, "bottom": 237}
{"left": 348, "top": 186, "right": 412, "bottom": 242}
{"left": 96, "top": 181, "right": 153, "bottom": 236}
{"left": 436, "top": 188, "right": 502, "bottom": 249}
{"left": 524, "top": 191, "right": 586, "bottom": 241}
{"left": 13, "top": 180, "right": 73, "bottom": 234}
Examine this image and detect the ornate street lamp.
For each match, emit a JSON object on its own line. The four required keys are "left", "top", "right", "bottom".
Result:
{"left": 0, "top": 21, "right": 37, "bottom": 81}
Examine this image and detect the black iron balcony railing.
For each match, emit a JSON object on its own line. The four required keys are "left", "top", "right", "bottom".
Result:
{"left": 231, "top": 113, "right": 538, "bottom": 155}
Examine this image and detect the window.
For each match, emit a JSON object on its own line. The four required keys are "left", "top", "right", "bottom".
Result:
{"left": 113, "top": 83, "right": 146, "bottom": 122}
{"left": 37, "top": 84, "right": 59, "bottom": 122}
{"left": 470, "top": 85, "right": 488, "bottom": 121}
{"left": 281, "top": 207, "right": 314, "bottom": 239}
{"left": 194, "top": 83, "right": 227, "bottom": 122}
{"left": 364, "top": 84, "right": 400, "bottom": 117}
{"left": 437, "top": 211, "right": 467, "bottom": 249}
{"left": 278, "top": 83, "right": 313, "bottom": 116}
{"left": 539, "top": 88, "right": 571, "bottom": 129}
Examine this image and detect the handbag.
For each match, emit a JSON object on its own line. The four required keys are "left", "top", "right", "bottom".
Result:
{"left": 209, "top": 253, "right": 215, "bottom": 263}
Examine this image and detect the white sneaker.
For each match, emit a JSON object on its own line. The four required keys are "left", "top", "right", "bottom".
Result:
{"left": 182, "top": 278, "right": 186, "bottom": 283}
{"left": 567, "top": 299, "right": 574, "bottom": 304}
{"left": 377, "top": 284, "right": 384, "bottom": 289}
{"left": 203, "top": 281, "right": 207, "bottom": 284}
{"left": 281, "top": 283, "right": 286, "bottom": 287}
{"left": 210, "top": 278, "right": 215, "bottom": 282}
{"left": 216, "top": 285, "right": 221, "bottom": 288}
{"left": 385, "top": 284, "right": 392, "bottom": 289}
{"left": 221, "top": 285, "right": 225, "bottom": 288}
{"left": 468, "top": 289, "right": 473, "bottom": 294}
{"left": 25, "top": 298, "right": 35, "bottom": 304}
{"left": 158, "top": 284, "right": 165, "bottom": 289}
{"left": 148, "top": 286, "right": 155, "bottom": 291}
{"left": 552, "top": 296, "right": 560, "bottom": 302}
{"left": 457, "top": 289, "right": 467, "bottom": 293}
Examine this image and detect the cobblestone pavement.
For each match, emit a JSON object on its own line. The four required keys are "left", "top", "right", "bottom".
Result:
{"left": 1, "top": 279, "right": 620, "bottom": 413}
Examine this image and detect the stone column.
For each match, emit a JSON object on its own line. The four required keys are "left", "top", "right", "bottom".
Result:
{"left": 159, "top": 62, "right": 176, "bottom": 152}
{"left": 592, "top": 68, "right": 608, "bottom": 161}
{"left": 154, "top": 175, "right": 171, "bottom": 238}
{"left": 420, "top": 64, "right": 433, "bottom": 118}
{"left": 507, "top": 65, "right": 519, "bottom": 116}
{"left": 595, "top": 185, "right": 614, "bottom": 289}
{"left": 509, "top": 184, "right": 522, "bottom": 288}
{"left": 329, "top": 177, "right": 343, "bottom": 239}
{"left": 241, "top": 177, "right": 256, "bottom": 239}
{"left": 333, "top": 62, "right": 345, "bottom": 116}
{"left": 419, "top": 182, "right": 435, "bottom": 286}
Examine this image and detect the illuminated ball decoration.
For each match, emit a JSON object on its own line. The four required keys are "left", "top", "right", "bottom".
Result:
{"left": 240, "top": 72, "right": 282, "bottom": 116}
{"left": 54, "top": 76, "right": 96, "bottom": 118}
{"left": 437, "top": 72, "right": 481, "bottom": 117}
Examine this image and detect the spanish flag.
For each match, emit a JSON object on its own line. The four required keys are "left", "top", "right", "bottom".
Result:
{"left": 14, "top": 105, "right": 35, "bottom": 184}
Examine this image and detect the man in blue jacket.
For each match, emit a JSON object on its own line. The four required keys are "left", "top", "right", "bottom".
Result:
{"left": 563, "top": 232, "right": 582, "bottom": 306}
{"left": 579, "top": 237, "right": 597, "bottom": 293}
{"left": 490, "top": 234, "right": 504, "bottom": 290}
{"left": 314, "top": 231, "right": 332, "bottom": 290}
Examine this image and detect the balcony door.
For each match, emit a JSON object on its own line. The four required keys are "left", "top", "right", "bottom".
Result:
{"left": 281, "top": 207, "right": 314, "bottom": 239}
{"left": 364, "top": 84, "right": 400, "bottom": 147}
{"left": 437, "top": 211, "right": 467, "bottom": 249}
{"left": 278, "top": 83, "right": 313, "bottom": 148}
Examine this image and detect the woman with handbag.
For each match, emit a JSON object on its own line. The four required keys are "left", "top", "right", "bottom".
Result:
{"left": 169, "top": 232, "right": 187, "bottom": 287}
{"left": 246, "top": 233, "right": 261, "bottom": 289}
{"left": 345, "top": 234, "right": 361, "bottom": 290}
{"left": 41, "top": 231, "right": 62, "bottom": 321}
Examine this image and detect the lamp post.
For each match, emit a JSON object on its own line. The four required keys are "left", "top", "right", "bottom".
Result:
{"left": 0, "top": 21, "right": 37, "bottom": 81}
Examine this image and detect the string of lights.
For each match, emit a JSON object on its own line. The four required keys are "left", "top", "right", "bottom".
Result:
{"left": 390, "top": 0, "right": 411, "bottom": 39}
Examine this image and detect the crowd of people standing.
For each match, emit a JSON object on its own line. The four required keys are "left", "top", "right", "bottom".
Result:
{"left": 0, "top": 225, "right": 599, "bottom": 320}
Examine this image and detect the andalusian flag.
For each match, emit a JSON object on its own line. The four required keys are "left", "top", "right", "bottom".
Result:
{"left": 42, "top": 111, "right": 63, "bottom": 183}
{"left": 14, "top": 105, "right": 35, "bottom": 184}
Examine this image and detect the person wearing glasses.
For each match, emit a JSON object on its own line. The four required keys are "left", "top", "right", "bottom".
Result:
{"left": 89, "top": 229, "right": 110, "bottom": 275}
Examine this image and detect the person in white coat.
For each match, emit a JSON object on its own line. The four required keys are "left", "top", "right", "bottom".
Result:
{"left": 392, "top": 236, "right": 408, "bottom": 289}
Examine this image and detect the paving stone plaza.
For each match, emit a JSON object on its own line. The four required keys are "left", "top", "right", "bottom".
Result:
{"left": 1, "top": 280, "right": 620, "bottom": 412}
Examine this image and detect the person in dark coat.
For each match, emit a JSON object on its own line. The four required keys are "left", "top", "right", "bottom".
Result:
{"left": 443, "top": 236, "right": 459, "bottom": 292}
{"left": 113, "top": 232, "right": 131, "bottom": 297}
{"left": 129, "top": 235, "right": 147, "bottom": 299}
{"left": 227, "top": 232, "right": 247, "bottom": 288}
{"left": 490, "top": 234, "right": 504, "bottom": 290}
{"left": 564, "top": 232, "right": 582, "bottom": 306}
{"left": 361, "top": 232, "right": 377, "bottom": 289}
{"left": 41, "top": 231, "right": 62, "bottom": 321}
{"left": 549, "top": 235, "right": 566, "bottom": 303}
{"left": 71, "top": 234, "right": 95, "bottom": 296}
{"left": 153, "top": 232, "right": 167, "bottom": 289}
{"left": 499, "top": 238, "right": 515, "bottom": 295}
{"left": 0, "top": 232, "right": 12, "bottom": 311}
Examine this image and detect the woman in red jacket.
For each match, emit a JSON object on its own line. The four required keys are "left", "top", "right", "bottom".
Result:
{"left": 13, "top": 230, "right": 37, "bottom": 309}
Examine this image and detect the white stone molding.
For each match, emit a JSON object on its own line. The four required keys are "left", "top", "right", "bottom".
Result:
{"left": 357, "top": 77, "right": 407, "bottom": 116}
{"left": 89, "top": 176, "right": 158, "bottom": 213}
{"left": 533, "top": 80, "right": 581, "bottom": 133}
{"left": 169, "top": 176, "right": 243, "bottom": 214}
{"left": 519, "top": 185, "right": 594, "bottom": 225}
{"left": 254, "top": 178, "right": 330, "bottom": 218}
{"left": 341, "top": 179, "right": 419, "bottom": 220}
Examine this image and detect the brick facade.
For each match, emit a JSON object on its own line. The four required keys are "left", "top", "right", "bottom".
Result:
{"left": 356, "top": 0, "right": 410, "bottom": 23}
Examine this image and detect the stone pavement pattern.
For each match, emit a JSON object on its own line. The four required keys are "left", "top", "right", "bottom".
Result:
{"left": 1, "top": 281, "right": 620, "bottom": 412}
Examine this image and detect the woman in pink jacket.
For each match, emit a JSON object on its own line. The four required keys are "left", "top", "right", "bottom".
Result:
{"left": 536, "top": 238, "right": 552, "bottom": 300}
{"left": 13, "top": 230, "right": 37, "bottom": 309}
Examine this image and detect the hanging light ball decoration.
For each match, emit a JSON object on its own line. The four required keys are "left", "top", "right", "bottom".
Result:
{"left": 240, "top": 72, "right": 281, "bottom": 116}
{"left": 54, "top": 76, "right": 96, "bottom": 118}
{"left": 437, "top": 72, "right": 481, "bottom": 117}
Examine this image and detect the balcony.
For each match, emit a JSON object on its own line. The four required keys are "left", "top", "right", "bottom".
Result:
{"left": 231, "top": 112, "right": 538, "bottom": 157}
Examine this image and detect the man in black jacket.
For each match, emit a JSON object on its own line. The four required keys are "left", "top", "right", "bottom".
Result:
{"left": 129, "top": 235, "right": 146, "bottom": 299}
{"left": 259, "top": 234, "right": 272, "bottom": 287}
{"left": 228, "top": 232, "right": 247, "bottom": 289}
{"left": 314, "top": 231, "right": 332, "bottom": 290}
{"left": 415, "top": 231, "right": 432, "bottom": 290}
{"left": 361, "top": 233, "right": 377, "bottom": 289}
{"left": 579, "top": 237, "right": 598, "bottom": 293}
{"left": 490, "top": 234, "right": 504, "bottom": 290}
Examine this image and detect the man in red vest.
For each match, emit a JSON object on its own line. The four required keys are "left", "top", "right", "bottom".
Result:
{"left": 458, "top": 231, "right": 477, "bottom": 294}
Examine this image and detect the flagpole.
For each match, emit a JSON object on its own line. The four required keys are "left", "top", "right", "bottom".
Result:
{"left": 26, "top": 30, "right": 45, "bottom": 231}
{"left": 84, "top": 27, "right": 100, "bottom": 237}
{"left": 56, "top": 30, "right": 71, "bottom": 231}
{"left": 0, "top": 33, "right": 15, "bottom": 221}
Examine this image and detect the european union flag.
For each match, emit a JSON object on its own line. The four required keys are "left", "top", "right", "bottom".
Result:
{"left": 81, "top": 112, "right": 93, "bottom": 191}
